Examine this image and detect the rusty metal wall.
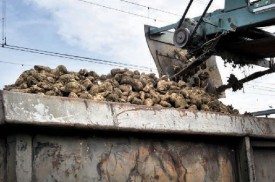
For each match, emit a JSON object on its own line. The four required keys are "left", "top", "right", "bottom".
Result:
{"left": 29, "top": 135, "right": 237, "bottom": 182}
{"left": 6, "top": 135, "right": 32, "bottom": 182}
{"left": 0, "top": 138, "right": 6, "bottom": 182}
{"left": 254, "top": 148, "right": 275, "bottom": 182}
{"left": 1, "top": 92, "right": 275, "bottom": 181}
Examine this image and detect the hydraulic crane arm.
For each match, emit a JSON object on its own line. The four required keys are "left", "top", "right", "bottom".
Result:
{"left": 145, "top": 0, "right": 275, "bottom": 94}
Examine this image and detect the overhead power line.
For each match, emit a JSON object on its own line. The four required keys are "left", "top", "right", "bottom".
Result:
{"left": 0, "top": 60, "right": 33, "bottom": 67}
{"left": 246, "top": 85, "right": 275, "bottom": 93}
{"left": 246, "top": 83, "right": 275, "bottom": 90}
{"left": 0, "top": 0, "right": 155, "bottom": 72}
{"left": 245, "top": 92, "right": 275, "bottom": 97}
{"left": 252, "top": 81, "right": 275, "bottom": 86}
{"left": 120, "top": 0, "right": 219, "bottom": 15}
{"left": 120, "top": 0, "right": 181, "bottom": 17}
{"left": 76, "top": 0, "right": 170, "bottom": 23}
{"left": 3, "top": 44, "right": 155, "bottom": 72}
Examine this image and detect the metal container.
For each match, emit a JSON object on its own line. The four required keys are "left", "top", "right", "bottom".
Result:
{"left": 0, "top": 91, "right": 275, "bottom": 182}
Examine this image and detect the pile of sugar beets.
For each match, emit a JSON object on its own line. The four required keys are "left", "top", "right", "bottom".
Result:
{"left": 4, "top": 65, "right": 239, "bottom": 115}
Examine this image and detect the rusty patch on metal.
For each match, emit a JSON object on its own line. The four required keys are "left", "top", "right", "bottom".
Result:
{"left": 31, "top": 135, "right": 238, "bottom": 181}
{"left": 93, "top": 140, "right": 236, "bottom": 181}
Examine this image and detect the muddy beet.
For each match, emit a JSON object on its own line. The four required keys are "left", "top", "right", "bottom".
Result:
{"left": 4, "top": 65, "right": 239, "bottom": 115}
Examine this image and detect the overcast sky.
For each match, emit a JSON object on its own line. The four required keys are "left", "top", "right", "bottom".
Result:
{"left": 0, "top": 0, "right": 275, "bottom": 116}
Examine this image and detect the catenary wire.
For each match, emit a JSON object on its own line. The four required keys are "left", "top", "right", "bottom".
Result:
{"left": 0, "top": 0, "right": 156, "bottom": 72}
{"left": 3, "top": 44, "right": 156, "bottom": 72}
{"left": 0, "top": 60, "right": 33, "bottom": 67}
{"left": 120, "top": 0, "right": 181, "bottom": 16}
{"left": 76, "top": 0, "right": 170, "bottom": 23}
{"left": 5, "top": 44, "right": 152, "bottom": 69}
{"left": 246, "top": 83, "right": 275, "bottom": 90}
{"left": 120, "top": 0, "right": 219, "bottom": 14}
{"left": 252, "top": 81, "right": 275, "bottom": 86}
{"left": 245, "top": 85, "right": 275, "bottom": 92}
{"left": 246, "top": 86, "right": 274, "bottom": 92}
{"left": 244, "top": 92, "right": 275, "bottom": 96}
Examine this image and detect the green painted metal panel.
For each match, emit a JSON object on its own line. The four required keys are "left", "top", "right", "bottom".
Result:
{"left": 198, "top": 6, "right": 275, "bottom": 35}
{"left": 225, "top": 0, "right": 247, "bottom": 12}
